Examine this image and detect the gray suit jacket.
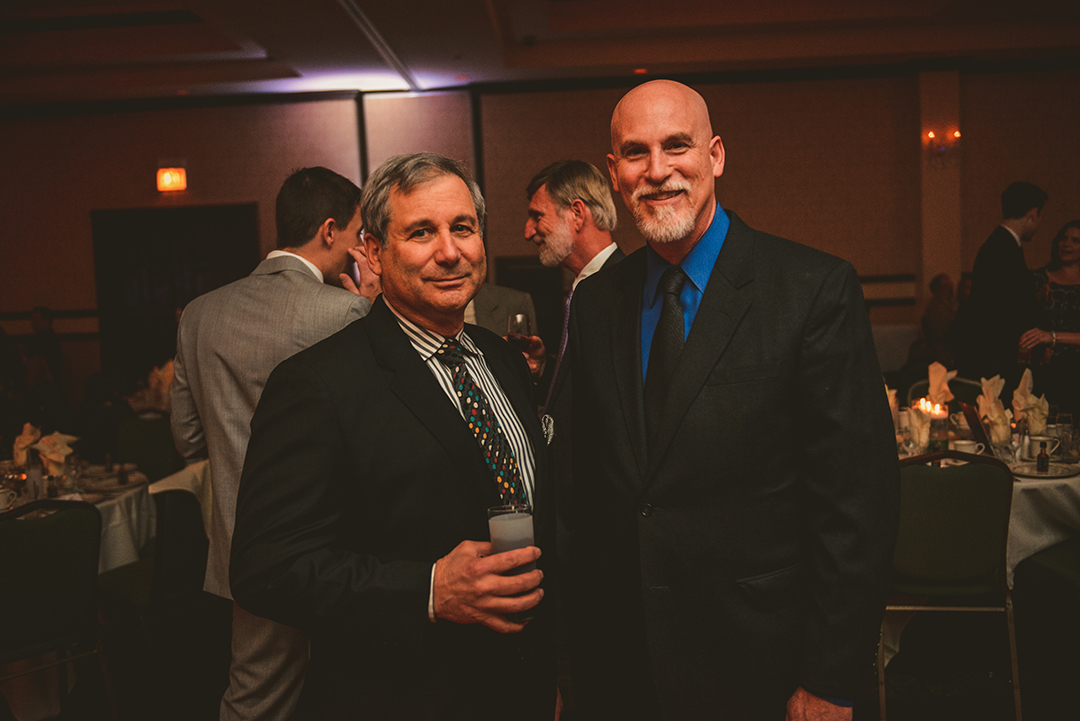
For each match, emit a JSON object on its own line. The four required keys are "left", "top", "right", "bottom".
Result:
{"left": 171, "top": 255, "right": 371, "bottom": 598}
{"left": 470, "top": 282, "right": 537, "bottom": 336}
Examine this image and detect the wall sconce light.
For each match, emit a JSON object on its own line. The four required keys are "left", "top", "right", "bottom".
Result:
{"left": 924, "top": 129, "right": 961, "bottom": 164}
{"left": 157, "top": 161, "right": 187, "bottom": 192}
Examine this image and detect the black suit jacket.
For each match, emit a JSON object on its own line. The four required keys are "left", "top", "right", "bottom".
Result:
{"left": 567, "top": 212, "right": 899, "bottom": 719}
{"left": 231, "top": 297, "right": 556, "bottom": 720}
{"left": 957, "top": 226, "right": 1037, "bottom": 388}
{"left": 539, "top": 246, "right": 625, "bottom": 560}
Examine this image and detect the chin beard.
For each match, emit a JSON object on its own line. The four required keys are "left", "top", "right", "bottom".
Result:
{"left": 536, "top": 220, "right": 574, "bottom": 267}
{"left": 633, "top": 204, "right": 695, "bottom": 245}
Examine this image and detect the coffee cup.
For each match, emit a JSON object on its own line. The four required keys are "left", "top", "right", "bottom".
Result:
{"left": 1024, "top": 435, "right": 1060, "bottom": 460}
{"left": 953, "top": 440, "right": 984, "bottom": 455}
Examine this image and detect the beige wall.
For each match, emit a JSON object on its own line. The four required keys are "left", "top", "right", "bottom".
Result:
{"left": 961, "top": 69, "right": 1080, "bottom": 274}
{"left": 481, "top": 77, "right": 920, "bottom": 281}
{"left": 0, "top": 98, "right": 361, "bottom": 402}
{"left": 363, "top": 91, "right": 474, "bottom": 177}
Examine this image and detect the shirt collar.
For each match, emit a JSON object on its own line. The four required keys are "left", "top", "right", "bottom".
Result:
{"left": 1000, "top": 224, "right": 1022, "bottom": 247}
{"left": 384, "top": 298, "right": 481, "bottom": 362}
{"left": 266, "top": 250, "right": 323, "bottom": 282}
{"left": 573, "top": 243, "right": 619, "bottom": 290}
{"left": 644, "top": 204, "right": 729, "bottom": 307}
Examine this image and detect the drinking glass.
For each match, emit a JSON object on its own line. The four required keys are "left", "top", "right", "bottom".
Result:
{"left": 506, "top": 314, "right": 532, "bottom": 353}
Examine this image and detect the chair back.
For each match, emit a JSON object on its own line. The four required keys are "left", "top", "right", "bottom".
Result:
{"left": 893, "top": 451, "right": 1014, "bottom": 596}
{"left": 116, "top": 414, "right": 183, "bottom": 483}
{"left": 0, "top": 500, "right": 102, "bottom": 664}
{"left": 150, "top": 489, "right": 209, "bottom": 606}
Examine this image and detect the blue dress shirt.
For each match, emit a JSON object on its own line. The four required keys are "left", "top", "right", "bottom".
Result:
{"left": 641, "top": 204, "right": 729, "bottom": 382}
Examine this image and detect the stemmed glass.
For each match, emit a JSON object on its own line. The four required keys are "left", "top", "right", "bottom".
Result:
{"left": 506, "top": 314, "right": 532, "bottom": 353}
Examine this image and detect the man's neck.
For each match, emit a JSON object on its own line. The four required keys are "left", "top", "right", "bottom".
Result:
{"left": 564, "top": 231, "right": 614, "bottom": 276}
{"left": 1000, "top": 220, "right": 1026, "bottom": 244}
{"left": 384, "top": 295, "right": 464, "bottom": 338}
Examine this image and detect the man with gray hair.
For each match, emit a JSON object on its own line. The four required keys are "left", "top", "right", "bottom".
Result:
{"left": 231, "top": 153, "right": 556, "bottom": 720}
{"left": 525, "top": 160, "right": 624, "bottom": 560}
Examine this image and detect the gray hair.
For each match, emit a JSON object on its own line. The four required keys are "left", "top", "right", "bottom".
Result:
{"left": 526, "top": 160, "right": 618, "bottom": 232}
{"left": 361, "top": 153, "right": 486, "bottom": 246}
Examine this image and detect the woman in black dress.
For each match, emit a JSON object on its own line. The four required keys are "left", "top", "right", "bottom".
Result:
{"left": 1020, "top": 219, "right": 1080, "bottom": 414}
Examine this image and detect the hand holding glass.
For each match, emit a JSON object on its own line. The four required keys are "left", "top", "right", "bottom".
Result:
{"left": 506, "top": 314, "right": 533, "bottom": 352}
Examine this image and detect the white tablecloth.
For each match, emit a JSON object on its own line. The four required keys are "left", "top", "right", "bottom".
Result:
{"left": 92, "top": 476, "right": 156, "bottom": 573}
{"left": 1006, "top": 471, "right": 1080, "bottom": 587}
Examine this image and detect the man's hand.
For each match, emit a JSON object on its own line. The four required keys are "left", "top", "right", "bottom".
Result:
{"left": 508, "top": 335, "right": 546, "bottom": 380}
{"left": 339, "top": 246, "right": 381, "bottom": 301}
{"left": 432, "top": 540, "right": 543, "bottom": 633}
{"left": 785, "top": 687, "right": 851, "bottom": 721}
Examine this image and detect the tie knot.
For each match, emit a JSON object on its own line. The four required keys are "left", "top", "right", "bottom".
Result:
{"left": 659, "top": 265, "right": 687, "bottom": 297}
{"left": 435, "top": 338, "right": 465, "bottom": 366}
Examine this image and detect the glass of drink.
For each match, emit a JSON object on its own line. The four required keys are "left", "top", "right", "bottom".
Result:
{"left": 488, "top": 503, "right": 537, "bottom": 622}
{"left": 506, "top": 314, "right": 533, "bottom": 353}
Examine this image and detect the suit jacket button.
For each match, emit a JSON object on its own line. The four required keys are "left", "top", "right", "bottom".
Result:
{"left": 640, "top": 503, "right": 653, "bottom": 517}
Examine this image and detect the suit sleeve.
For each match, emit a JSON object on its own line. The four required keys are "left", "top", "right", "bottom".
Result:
{"left": 230, "top": 352, "right": 432, "bottom": 645}
{"left": 795, "top": 261, "right": 900, "bottom": 700}
{"left": 170, "top": 316, "right": 207, "bottom": 462}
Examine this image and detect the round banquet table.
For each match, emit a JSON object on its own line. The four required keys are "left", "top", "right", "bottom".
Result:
{"left": 1006, "top": 469, "right": 1080, "bottom": 588}
{"left": 0, "top": 474, "right": 156, "bottom": 721}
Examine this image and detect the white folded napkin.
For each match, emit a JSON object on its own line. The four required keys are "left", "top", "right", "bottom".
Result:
{"left": 977, "top": 375, "right": 1013, "bottom": 445}
{"left": 927, "top": 362, "right": 957, "bottom": 406}
{"left": 13, "top": 422, "right": 41, "bottom": 466}
{"left": 33, "top": 431, "right": 79, "bottom": 476}
{"left": 1012, "top": 368, "right": 1049, "bottom": 434}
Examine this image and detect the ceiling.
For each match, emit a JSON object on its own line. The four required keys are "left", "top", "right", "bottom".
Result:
{"left": 2, "top": 0, "right": 1079, "bottom": 107}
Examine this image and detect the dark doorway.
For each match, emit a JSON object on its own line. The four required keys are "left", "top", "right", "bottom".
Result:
{"left": 91, "top": 205, "right": 260, "bottom": 376}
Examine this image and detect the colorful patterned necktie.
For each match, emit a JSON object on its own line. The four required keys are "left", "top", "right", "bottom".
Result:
{"left": 435, "top": 338, "right": 528, "bottom": 506}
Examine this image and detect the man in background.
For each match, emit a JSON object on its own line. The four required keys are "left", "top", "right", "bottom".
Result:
{"left": 171, "top": 166, "right": 377, "bottom": 721}
{"left": 524, "top": 159, "right": 623, "bottom": 556}
{"left": 568, "top": 79, "right": 899, "bottom": 719}
{"left": 957, "top": 181, "right": 1046, "bottom": 394}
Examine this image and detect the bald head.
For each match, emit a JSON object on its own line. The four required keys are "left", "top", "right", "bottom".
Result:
{"left": 611, "top": 81, "right": 713, "bottom": 151}
{"left": 607, "top": 80, "right": 724, "bottom": 260}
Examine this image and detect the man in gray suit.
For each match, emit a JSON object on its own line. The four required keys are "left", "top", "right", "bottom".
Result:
{"left": 468, "top": 282, "right": 537, "bottom": 337}
{"left": 171, "top": 166, "right": 378, "bottom": 721}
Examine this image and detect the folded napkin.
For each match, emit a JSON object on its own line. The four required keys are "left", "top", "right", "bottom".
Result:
{"left": 884, "top": 381, "right": 899, "bottom": 431}
{"left": 927, "top": 362, "right": 957, "bottom": 406}
{"left": 1012, "top": 368, "right": 1049, "bottom": 434}
{"left": 33, "top": 431, "right": 79, "bottom": 476}
{"left": 977, "top": 375, "right": 1013, "bottom": 445}
{"left": 13, "top": 423, "right": 41, "bottom": 465}
{"left": 907, "top": 404, "right": 931, "bottom": 450}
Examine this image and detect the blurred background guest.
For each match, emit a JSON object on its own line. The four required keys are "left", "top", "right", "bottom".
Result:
{"left": 0, "top": 327, "right": 26, "bottom": 460}
{"left": 1020, "top": 219, "right": 1080, "bottom": 414}
{"left": 907, "top": 272, "right": 957, "bottom": 368}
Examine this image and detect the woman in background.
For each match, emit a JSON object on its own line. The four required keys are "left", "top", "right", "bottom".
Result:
{"left": 1020, "top": 219, "right": 1080, "bottom": 414}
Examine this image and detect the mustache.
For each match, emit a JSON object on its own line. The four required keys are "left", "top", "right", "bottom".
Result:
{"left": 632, "top": 181, "right": 691, "bottom": 203}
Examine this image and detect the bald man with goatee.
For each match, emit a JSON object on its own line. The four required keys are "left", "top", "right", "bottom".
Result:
{"left": 566, "top": 80, "right": 900, "bottom": 720}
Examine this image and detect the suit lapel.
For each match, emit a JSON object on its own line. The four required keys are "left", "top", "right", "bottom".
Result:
{"left": 645, "top": 214, "right": 755, "bottom": 481}
{"left": 610, "top": 252, "right": 650, "bottom": 479}
{"left": 365, "top": 301, "right": 493, "bottom": 496}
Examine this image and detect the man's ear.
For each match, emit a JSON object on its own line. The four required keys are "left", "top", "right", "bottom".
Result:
{"left": 364, "top": 234, "right": 384, "bottom": 276}
{"left": 607, "top": 153, "right": 620, "bottom": 193}
{"left": 318, "top": 217, "right": 336, "bottom": 248}
{"left": 569, "top": 198, "right": 588, "bottom": 232}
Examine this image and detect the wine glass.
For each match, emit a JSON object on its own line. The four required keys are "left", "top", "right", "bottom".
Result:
{"left": 506, "top": 314, "right": 532, "bottom": 352}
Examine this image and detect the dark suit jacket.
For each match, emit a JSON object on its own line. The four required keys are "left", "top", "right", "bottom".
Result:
{"left": 957, "top": 226, "right": 1037, "bottom": 389}
{"left": 567, "top": 213, "right": 899, "bottom": 719}
{"left": 538, "top": 247, "right": 625, "bottom": 560}
{"left": 231, "top": 297, "right": 556, "bottom": 720}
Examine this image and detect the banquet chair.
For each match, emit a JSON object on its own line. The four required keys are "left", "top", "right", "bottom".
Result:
{"left": 877, "top": 450, "right": 1020, "bottom": 721}
{"left": 905, "top": 376, "right": 983, "bottom": 408}
{"left": 0, "top": 500, "right": 116, "bottom": 719}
